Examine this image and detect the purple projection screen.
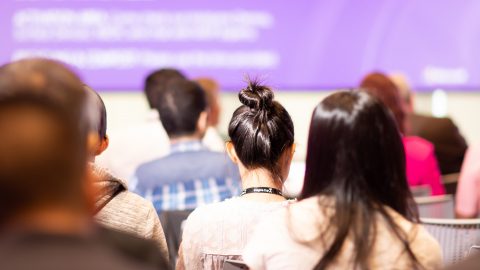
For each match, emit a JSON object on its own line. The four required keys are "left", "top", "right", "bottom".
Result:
{"left": 1, "top": 0, "right": 480, "bottom": 91}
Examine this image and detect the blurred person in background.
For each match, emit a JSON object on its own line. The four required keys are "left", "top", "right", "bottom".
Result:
{"left": 455, "top": 144, "right": 480, "bottom": 218}
{"left": 390, "top": 74, "right": 467, "bottom": 174}
{"left": 0, "top": 58, "right": 166, "bottom": 270}
{"left": 194, "top": 77, "right": 226, "bottom": 152}
{"left": 84, "top": 86, "right": 169, "bottom": 262}
{"left": 178, "top": 80, "right": 295, "bottom": 269}
{"left": 97, "top": 68, "right": 185, "bottom": 180}
{"left": 360, "top": 72, "right": 445, "bottom": 195}
{"left": 132, "top": 79, "right": 240, "bottom": 212}
{"left": 243, "top": 91, "right": 441, "bottom": 269}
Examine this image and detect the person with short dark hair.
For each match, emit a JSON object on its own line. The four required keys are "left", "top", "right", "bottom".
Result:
{"left": 0, "top": 58, "right": 166, "bottom": 270}
{"left": 243, "top": 91, "right": 441, "bottom": 269}
{"left": 84, "top": 86, "right": 169, "bottom": 263}
{"left": 178, "top": 80, "right": 295, "bottom": 269}
{"left": 132, "top": 79, "right": 241, "bottom": 212}
{"left": 360, "top": 72, "right": 445, "bottom": 195}
{"left": 96, "top": 68, "right": 186, "bottom": 180}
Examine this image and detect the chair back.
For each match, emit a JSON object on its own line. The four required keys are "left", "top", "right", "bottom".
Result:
{"left": 159, "top": 210, "right": 193, "bottom": 269}
{"left": 415, "top": 195, "right": 454, "bottom": 219}
{"left": 421, "top": 218, "right": 480, "bottom": 265}
{"left": 224, "top": 259, "right": 249, "bottom": 270}
{"left": 411, "top": 185, "right": 432, "bottom": 197}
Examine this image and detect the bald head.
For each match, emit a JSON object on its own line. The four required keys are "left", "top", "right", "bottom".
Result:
{"left": 194, "top": 77, "right": 221, "bottom": 127}
{"left": 0, "top": 58, "right": 90, "bottom": 226}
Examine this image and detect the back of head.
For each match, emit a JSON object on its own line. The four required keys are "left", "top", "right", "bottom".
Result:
{"left": 301, "top": 90, "right": 418, "bottom": 269}
{"left": 157, "top": 79, "right": 207, "bottom": 138}
{"left": 195, "top": 77, "right": 221, "bottom": 127}
{"left": 228, "top": 79, "right": 294, "bottom": 181}
{"left": 144, "top": 68, "right": 186, "bottom": 109}
{"left": 360, "top": 72, "right": 406, "bottom": 133}
{"left": 84, "top": 85, "right": 107, "bottom": 140}
{"left": 0, "top": 58, "right": 89, "bottom": 227}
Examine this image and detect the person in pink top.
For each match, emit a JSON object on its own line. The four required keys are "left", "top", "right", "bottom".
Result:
{"left": 360, "top": 72, "right": 445, "bottom": 195}
{"left": 456, "top": 145, "right": 480, "bottom": 218}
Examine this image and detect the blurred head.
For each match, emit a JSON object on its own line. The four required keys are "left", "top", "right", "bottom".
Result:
{"left": 144, "top": 68, "right": 186, "bottom": 109}
{"left": 227, "top": 79, "right": 295, "bottom": 183}
{"left": 301, "top": 90, "right": 418, "bottom": 269}
{"left": 195, "top": 77, "right": 221, "bottom": 127}
{"left": 84, "top": 85, "right": 109, "bottom": 157}
{"left": 360, "top": 72, "right": 406, "bottom": 133}
{"left": 0, "top": 58, "right": 94, "bottom": 227}
{"left": 390, "top": 73, "right": 414, "bottom": 114}
{"left": 156, "top": 79, "right": 208, "bottom": 140}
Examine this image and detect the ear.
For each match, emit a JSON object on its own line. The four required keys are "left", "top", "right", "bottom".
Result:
{"left": 95, "top": 135, "right": 109, "bottom": 156}
{"left": 196, "top": 111, "right": 208, "bottom": 134}
{"left": 86, "top": 132, "right": 100, "bottom": 158}
{"left": 290, "top": 143, "right": 297, "bottom": 161}
{"left": 225, "top": 141, "right": 239, "bottom": 164}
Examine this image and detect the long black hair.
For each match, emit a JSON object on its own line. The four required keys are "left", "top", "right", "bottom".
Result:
{"left": 228, "top": 79, "right": 294, "bottom": 181}
{"left": 301, "top": 90, "right": 419, "bottom": 269}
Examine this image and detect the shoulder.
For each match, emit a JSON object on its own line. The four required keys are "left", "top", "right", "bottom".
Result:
{"left": 135, "top": 156, "right": 172, "bottom": 178}
{"left": 384, "top": 209, "right": 442, "bottom": 268}
{"left": 403, "top": 136, "right": 435, "bottom": 159}
{"left": 98, "top": 190, "right": 157, "bottom": 229}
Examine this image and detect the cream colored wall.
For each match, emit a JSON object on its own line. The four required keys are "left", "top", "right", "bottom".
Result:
{"left": 100, "top": 91, "right": 480, "bottom": 161}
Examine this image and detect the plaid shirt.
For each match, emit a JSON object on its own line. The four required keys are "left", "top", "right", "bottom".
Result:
{"left": 132, "top": 141, "right": 241, "bottom": 213}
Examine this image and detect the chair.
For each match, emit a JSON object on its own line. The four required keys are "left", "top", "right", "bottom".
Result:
{"left": 442, "top": 173, "right": 459, "bottom": 195}
{"left": 415, "top": 195, "right": 455, "bottom": 219}
{"left": 421, "top": 218, "right": 480, "bottom": 265}
{"left": 224, "top": 259, "right": 249, "bottom": 270}
{"left": 411, "top": 185, "right": 432, "bottom": 197}
{"left": 159, "top": 210, "right": 193, "bottom": 270}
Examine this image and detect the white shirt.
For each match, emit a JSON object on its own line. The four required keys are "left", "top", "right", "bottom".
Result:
{"left": 243, "top": 196, "right": 442, "bottom": 270}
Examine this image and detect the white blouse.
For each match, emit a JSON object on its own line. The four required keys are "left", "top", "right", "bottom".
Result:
{"left": 181, "top": 197, "right": 291, "bottom": 270}
{"left": 243, "top": 196, "right": 443, "bottom": 270}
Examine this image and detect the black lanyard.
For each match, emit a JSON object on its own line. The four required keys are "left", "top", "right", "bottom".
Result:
{"left": 241, "top": 187, "right": 283, "bottom": 197}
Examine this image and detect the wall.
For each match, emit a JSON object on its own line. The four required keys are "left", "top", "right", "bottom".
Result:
{"left": 100, "top": 91, "right": 480, "bottom": 161}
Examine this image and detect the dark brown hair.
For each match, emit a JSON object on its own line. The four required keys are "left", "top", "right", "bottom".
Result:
{"left": 228, "top": 79, "right": 294, "bottom": 180}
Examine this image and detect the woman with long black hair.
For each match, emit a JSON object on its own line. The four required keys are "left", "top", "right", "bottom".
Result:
{"left": 243, "top": 91, "right": 441, "bottom": 269}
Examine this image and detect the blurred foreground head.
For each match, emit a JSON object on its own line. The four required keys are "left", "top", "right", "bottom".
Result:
{"left": 0, "top": 58, "right": 91, "bottom": 228}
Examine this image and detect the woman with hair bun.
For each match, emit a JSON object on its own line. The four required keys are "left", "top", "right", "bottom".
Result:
{"left": 177, "top": 80, "right": 296, "bottom": 270}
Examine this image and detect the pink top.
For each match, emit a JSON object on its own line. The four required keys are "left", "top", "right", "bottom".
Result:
{"left": 456, "top": 145, "right": 480, "bottom": 217}
{"left": 403, "top": 136, "right": 445, "bottom": 195}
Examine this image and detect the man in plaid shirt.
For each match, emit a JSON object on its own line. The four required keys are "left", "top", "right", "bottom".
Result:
{"left": 132, "top": 78, "right": 241, "bottom": 213}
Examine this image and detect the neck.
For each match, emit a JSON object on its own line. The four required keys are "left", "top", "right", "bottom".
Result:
{"left": 7, "top": 206, "right": 93, "bottom": 236}
{"left": 169, "top": 134, "right": 202, "bottom": 145}
{"left": 241, "top": 168, "right": 285, "bottom": 202}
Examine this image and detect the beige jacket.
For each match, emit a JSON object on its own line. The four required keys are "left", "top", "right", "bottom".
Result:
{"left": 92, "top": 164, "right": 169, "bottom": 263}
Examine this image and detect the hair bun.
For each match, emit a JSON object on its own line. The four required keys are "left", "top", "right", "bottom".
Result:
{"left": 239, "top": 80, "right": 274, "bottom": 111}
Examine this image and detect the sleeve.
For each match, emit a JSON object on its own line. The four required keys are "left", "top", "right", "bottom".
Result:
{"left": 424, "top": 149, "right": 445, "bottom": 195}
{"left": 456, "top": 146, "right": 480, "bottom": 217}
{"left": 145, "top": 204, "right": 170, "bottom": 265}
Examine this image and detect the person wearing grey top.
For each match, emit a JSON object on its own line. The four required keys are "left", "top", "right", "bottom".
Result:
{"left": 84, "top": 85, "right": 169, "bottom": 263}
